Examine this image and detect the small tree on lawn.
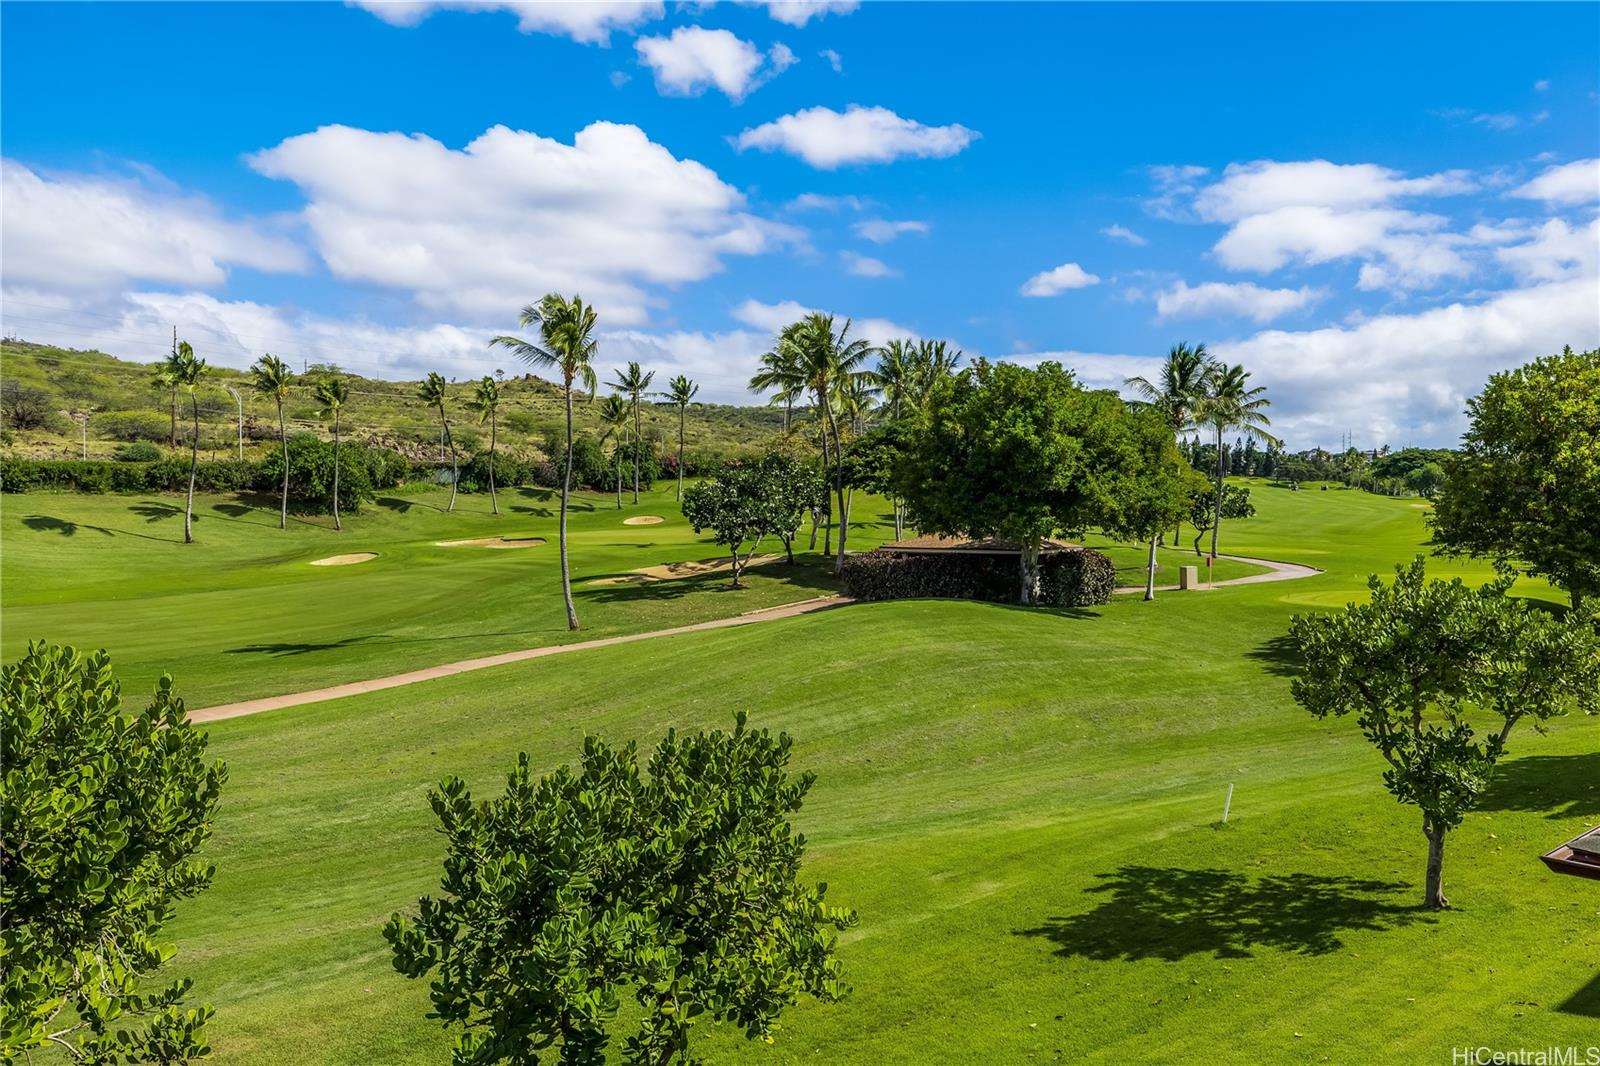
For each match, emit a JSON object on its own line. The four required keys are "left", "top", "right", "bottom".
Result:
{"left": 1101, "top": 406, "right": 1209, "bottom": 601}
{"left": 383, "top": 713, "right": 855, "bottom": 1066}
{"left": 1187, "top": 483, "right": 1255, "bottom": 557}
{"left": 1288, "top": 558, "right": 1600, "bottom": 910}
{"left": 1, "top": 641, "right": 227, "bottom": 1062}
{"left": 681, "top": 458, "right": 807, "bottom": 587}
{"left": 758, "top": 452, "right": 825, "bottom": 563}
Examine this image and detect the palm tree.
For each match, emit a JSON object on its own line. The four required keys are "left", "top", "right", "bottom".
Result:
{"left": 597, "top": 393, "right": 630, "bottom": 509}
{"left": 314, "top": 377, "right": 349, "bottom": 531}
{"left": 172, "top": 343, "right": 207, "bottom": 544}
{"left": 749, "top": 332, "right": 804, "bottom": 432}
{"left": 1195, "top": 362, "right": 1281, "bottom": 559}
{"left": 876, "top": 339, "right": 916, "bottom": 420}
{"left": 658, "top": 374, "right": 698, "bottom": 501}
{"left": 468, "top": 376, "right": 502, "bottom": 516}
{"left": 249, "top": 354, "right": 294, "bottom": 530}
{"left": 491, "top": 294, "right": 599, "bottom": 631}
{"left": 418, "top": 372, "right": 459, "bottom": 513}
{"left": 1125, "top": 342, "right": 1212, "bottom": 594}
{"left": 791, "top": 313, "right": 878, "bottom": 573}
{"left": 608, "top": 361, "right": 655, "bottom": 504}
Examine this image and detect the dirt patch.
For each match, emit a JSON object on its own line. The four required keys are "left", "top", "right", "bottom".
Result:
{"left": 310, "top": 552, "right": 378, "bottom": 566}
{"left": 435, "top": 536, "right": 547, "bottom": 549}
{"left": 623, "top": 515, "right": 665, "bottom": 526}
{"left": 589, "top": 553, "right": 783, "bottom": 586}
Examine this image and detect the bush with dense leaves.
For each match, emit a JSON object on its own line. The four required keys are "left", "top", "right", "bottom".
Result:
{"left": 457, "top": 450, "right": 527, "bottom": 494}
{"left": 841, "top": 547, "right": 1115, "bottom": 607}
{"left": 0, "top": 381, "right": 66, "bottom": 433}
{"left": 91, "top": 409, "right": 172, "bottom": 443}
{"left": 0, "top": 456, "right": 257, "bottom": 494}
{"left": 1, "top": 641, "right": 226, "bottom": 1062}
{"left": 113, "top": 441, "right": 164, "bottom": 462}
{"left": 534, "top": 432, "right": 610, "bottom": 489}
{"left": 257, "top": 434, "right": 375, "bottom": 513}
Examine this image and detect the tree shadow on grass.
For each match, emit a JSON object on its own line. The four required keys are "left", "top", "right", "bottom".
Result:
{"left": 129, "top": 500, "right": 188, "bottom": 523}
{"left": 1477, "top": 754, "right": 1600, "bottom": 821}
{"left": 1558, "top": 974, "right": 1600, "bottom": 1018}
{"left": 1245, "top": 632, "right": 1303, "bottom": 678}
{"left": 225, "top": 635, "right": 380, "bottom": 657}
{"left": 1015, "top": 865, "right": 1430, "bottom": 961}
{"left": 22, "top": 514, "right": 170, "bottom": 543}
{"left": 578, "top": 560, "right": 840, "bottom": 606}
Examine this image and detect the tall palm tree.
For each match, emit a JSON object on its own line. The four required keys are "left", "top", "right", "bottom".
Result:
{"left": 418, "top": 372, "right": 459, "bottom": 513}
{"left": 608, "top": 361, "right": 655, "bottom": 504}
{"left": 1125, "top": 341, "right": 1212, "bottom": 571}
{"left": 791, "top": 313, "right": 878, "bottom": 573}
{"left": 249, "top": 354, "right": 294, "bottom": 530}
{"left": 172, "top": 343, "right": 207, "bottom": 545}
{"left": 468, "top": 376, "right": 502, "bottom": 516}
{"left": 658, "top": 374, "right": 698, "bottom": 501}
{"left": 749, "top": 331, "right": 804, "bottom": 432}
{"left": 597, "top": 393, "right": 630, "bottom": 509}
{"left": 1196, "top": 362, "right": 1280, "bottom": 559}
{"left": 491, "top": 294, "right": 599, "bottom": 631}
{"left": 314, "top": 377, "right": 349, "bottom": 531}
{"left": 876, "top": 339, "right": 916, "bottom": 420}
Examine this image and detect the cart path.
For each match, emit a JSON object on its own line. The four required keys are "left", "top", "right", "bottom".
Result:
{"left": 1112, "top": 552, "right": 1323, "bottom": 596}
{"left": 189, "top": 595, "right": 851, "bottom": 724}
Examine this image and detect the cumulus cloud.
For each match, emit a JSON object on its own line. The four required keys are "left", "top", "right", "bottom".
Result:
{"left": 756, "top": 0, "right": 857, "bottom": 26}
{"left": 635, "top": 27, "right": 794, "bottom": 100}
{"left": 819, "top": 48, "right": 843, "bottom": 72}
{"left": 1510, "top": 158, "right": 1600, "bottom": 205}
{"left": 1101, "top": 224, "right": 1147, "bottom": 246}
{"left": 729, "top": 297, "right": 916, "bottom": 346}
{"left": 0, "top": 160, "right": 307, "bottom": 293}
{"left": 1020, "top": 262, "right": 1100, "bottom": 297}
{"left": 853, "top": 218, "right": 928, "bottom": 242}
{"left": 248, "top": 122, "right": 797, "bottom": 324}
{"left": 1494, "top": 217, "right": 1600, "bottom": 282}
{"left": 841, "top": 250, "right": 896, "bottom": 277}
{"left": 735, "top": 105, "right": 979, "bottom": 169}
{"left": 786, "top": 192, "right": 863, "bottom": 212}
{"left": 1155, "top": 280, "right": 1324, "bottom": 323}
{"left": 350, "top": 1, "right": 662, "bottom": 43}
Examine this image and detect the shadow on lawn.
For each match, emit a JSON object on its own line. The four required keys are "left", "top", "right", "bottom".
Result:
{"left": 22, "top": 513, "right": 172, "bottom": 543}
{"left": 1016, "top": 865, "right": 1429, "bottom": 961}
{"left": 1558, "top": 974, "right": 1600, "bottom": 1018}
{"left": 225, "top": 635, "right": 381, "bottom": 657}
{"left": 1245, "top": 633, "right": 1303, "bottom": 678}
{"left": 1477, "top": 754, "right": 1600, "bottom": 821}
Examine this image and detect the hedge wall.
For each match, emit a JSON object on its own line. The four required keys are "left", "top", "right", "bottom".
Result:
{"left": 840, "top": 547, "right": 1116, "bottom": 608}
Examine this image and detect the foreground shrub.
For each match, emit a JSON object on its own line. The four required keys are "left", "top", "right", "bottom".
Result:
{"left": 841, "top": 547, "right": 1115, "bottom": 607}
{"left": 385, "top": 714, "right": 855, "bottom": 1066}
{"left": 1, "top": 642, "right": 226, "bottom": 1061}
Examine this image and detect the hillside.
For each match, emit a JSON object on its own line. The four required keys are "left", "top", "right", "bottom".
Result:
{"left": 0, "top": 339, "right": 787, "bottom": 465}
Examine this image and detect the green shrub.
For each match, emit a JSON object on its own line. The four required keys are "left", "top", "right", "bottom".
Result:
{"left": 257, "top": 434, "right": 375, "bottom": 513}
{"left": 458, "top": 450, "right": 527, "bottom": 493}
{"left": 93, "top": 409, "right": 171, "bottom": 442}
{"left": 0, "top": 381, "right": 67, "bottom": 433}
{"left": 840, "top": 547, "right": 1115, "bottom": 607}
{"left": 114, "top": 441, "right": 163, "bottom": 462}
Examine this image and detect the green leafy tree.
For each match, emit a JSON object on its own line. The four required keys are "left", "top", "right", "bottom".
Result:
{"left": 657, "top": 375, "right": 698, "bottom": 502}
{"left": 1431, "top": 346, "right": 1600, "bottom": 609}
{"left": 171, "top": 344, "right": 207, "bottom": 545}
{"left": 681, "top": 458, "right": 810, "bottom": 588}
{"left": 1194, "top": 362, "right": 1280, "bottom": 558}
{"left": 492, "top": 295, "right": 600, "bottom": 631}
{"left": 383, "top": 714, "right": 855, "bottom": 1066}
{"left": 418, "top": 372, "right": 460, "bottom": 514}
{"left": 758, "top": 452, "right": 825, "bottom": 563}
{"left": 1098, "top": 406, "right": 1209, "bottom": 601}
{"left": 1187, "top": 484, "right": 1256, "bottom": 557}
{"left": 1, "top": 641, "right": 226, "bottom": 1063}
{"left": 249, "top": 354, "right": 294, "bottom": 530}
{"left": 1404, "top": 462, "right": 1444, "bottom": 500}
{"left": 313, "top": 377, "right": 349, "bottom": 531}
{"left": 1288, "top": 558, "right": 1600, "bottom": 909}
{"left": 597, "top": 393, "right": 630, "bottom": 509}
{"left": 468, "top": 377, "right": 503, "bottom": 516}
{"left": 609, "top": 362, "right": 655, "bottom": 505}
{"left": 896, "top": 360, "right": 1141, "bottom": 605}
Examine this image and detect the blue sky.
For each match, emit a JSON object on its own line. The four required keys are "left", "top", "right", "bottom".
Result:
{"left": 2, "top": 1, "right": 1597, "bottom": 446}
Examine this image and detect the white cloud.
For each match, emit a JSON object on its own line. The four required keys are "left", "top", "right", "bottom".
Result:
{"left": 1020, "top": 262, "right": 1100, "bottom": 297}
{"left": 1101, "top": 224, "right": 1147, "bottom": 246}
{"left": 1193, "top": 160, "right": 1474, "bottom": 222}
{"left": 248, "top": 122, "right": 798, "bottom": 324}
{"left": 1510, "top": 158, "right": 1600, "bottom": 205}
{"left": 1534, "top": 79, "right": 1551, "bottom": 92}
{"left": 0, "top": 160, "right": 307, "bottom": 293}
{"left": 735, "top": 105, "right": 979, "bottom": 169}
{"left": 350, "top": 1, "right": 662, "bottom": 43}
{"left": 729, "top": 297, "right": 916, "bottom": 347}
{"left": 786, "top": 192, "right": 863, "bottom": 212}
{"left": 1494, "top": 217, "right": 1600, "bottom": 282}
{"left": 841, "top": 250, "right": 896, "bottom": 277}
{"left": 635, "top": 27, "right": 792, "bottom": 100}
{"left": 1155, "top": 280, "right": 1324, "bottom": 323}
{"left": 1436, "top": 108, "right": 1544, "bottom": 132}
{"left": 1143, "top": 164, "right": 1209, "bottom": 220}
{"left": 853, "top": 218, "right": 928, "bottom": 242}
{"left": 819, "top": 48, "right": 842, "bottom": 72}
{"left": 757, "top": 0, "right": 857, "bottom": 26}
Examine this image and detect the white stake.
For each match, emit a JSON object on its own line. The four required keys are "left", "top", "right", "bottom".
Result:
{"left": 1222, "top": 783, "right": 1234, "bottom": 824}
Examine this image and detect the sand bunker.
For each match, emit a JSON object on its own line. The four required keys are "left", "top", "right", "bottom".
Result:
{"left": 589, "top": 553, "right": 782, "bottom": 586}
{"left": 623, "top": 515, "right": 665, "bottom": 526}
{"left": 434, "top": 536, "right": 548, "bottom": 549}
{"left": 310, "top": 552, "right": 378, "bottom": 566}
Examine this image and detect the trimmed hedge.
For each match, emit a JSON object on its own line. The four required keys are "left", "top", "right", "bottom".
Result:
{"left": 840, "top": 547, "right": 1116, "bottom": 608}
{"left": 0, "top": 456, "right": 257, "bottom": 494}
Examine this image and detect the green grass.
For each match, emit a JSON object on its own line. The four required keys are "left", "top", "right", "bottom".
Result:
{"left": 7, "top": 478, "right": 1594, "bottom": 1063}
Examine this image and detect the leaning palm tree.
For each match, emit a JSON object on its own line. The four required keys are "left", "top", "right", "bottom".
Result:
{"left": 491, "top": 294, "right": 599, "bottom": 631}
{"left": 658, "top": 374, "right": 698, "bottom": 501}
{"left": 1125, "top": 341, "right": 1212, "bottom": 571}
{"left": 418, "top": 372, "right": 459, "bottom": 513}
{"left": 468, "top": 376, "right": 502, "bottom": 516}
{"left": 749, "top": 332, "right": 805, "bottom": 432}
{"left": 597, "top": 392, "right": 630, "bottom": 509}
{"left": 249, "top": 354, "right": 294, "bottom": 529}
{"left": 172, "top": 343, "right": 207, "bottom": 545}
{"left": 608, "top": 361, "right": 655, "bottom": 503}
{"left": 314, "top": 377, "right": 349, "bottom": 531}
{"left": 791, "top": 313, "right": 878, "bottom": 573}
{"left": 1195, "top": 361, "right": 1281, "bottom": 559}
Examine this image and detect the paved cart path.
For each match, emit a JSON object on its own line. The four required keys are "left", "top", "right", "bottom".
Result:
{"left": 1113, "top": 552, "right": 1323, "bottom": 596}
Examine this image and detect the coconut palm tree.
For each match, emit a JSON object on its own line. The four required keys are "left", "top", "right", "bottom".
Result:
{"left": 658, "top": 374, "right": 698, "bottom": 501}
{"left": 876, "top": 339, "right": 916, "bottom": 420}
{"left": 468, "top": 376, "right": 502, "bottom": 516}
{"left": 418, "top": 372, "right": 459, "bottom": 513}
{"left": 749, "top": 331, "right": 805, "bottom": 432}
{"left": 172, "top": 343, "right": 207, "bottom": 544}
{"left": 249, "top": 354, "right": 294, "bottom": 530}
{"left": 1125, "top": 341, "right": 1213, "bottom": 565}
{"left": 314, "top": 377, "right": 349, "bottom": 531}
{"left": 491, "top": 294, "right": 599, "bottom": 631}
{"left": 608, "top": 361, "right": 655, "bottom": 504}
{"left": 1195, "top": 361, "right": 1281, "bottom": 559}
{"left": 791, "top": 313, "right": 878, "bottom": 573}
{"left": 597, "top": 392, "right": 630, "bottom": 509}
